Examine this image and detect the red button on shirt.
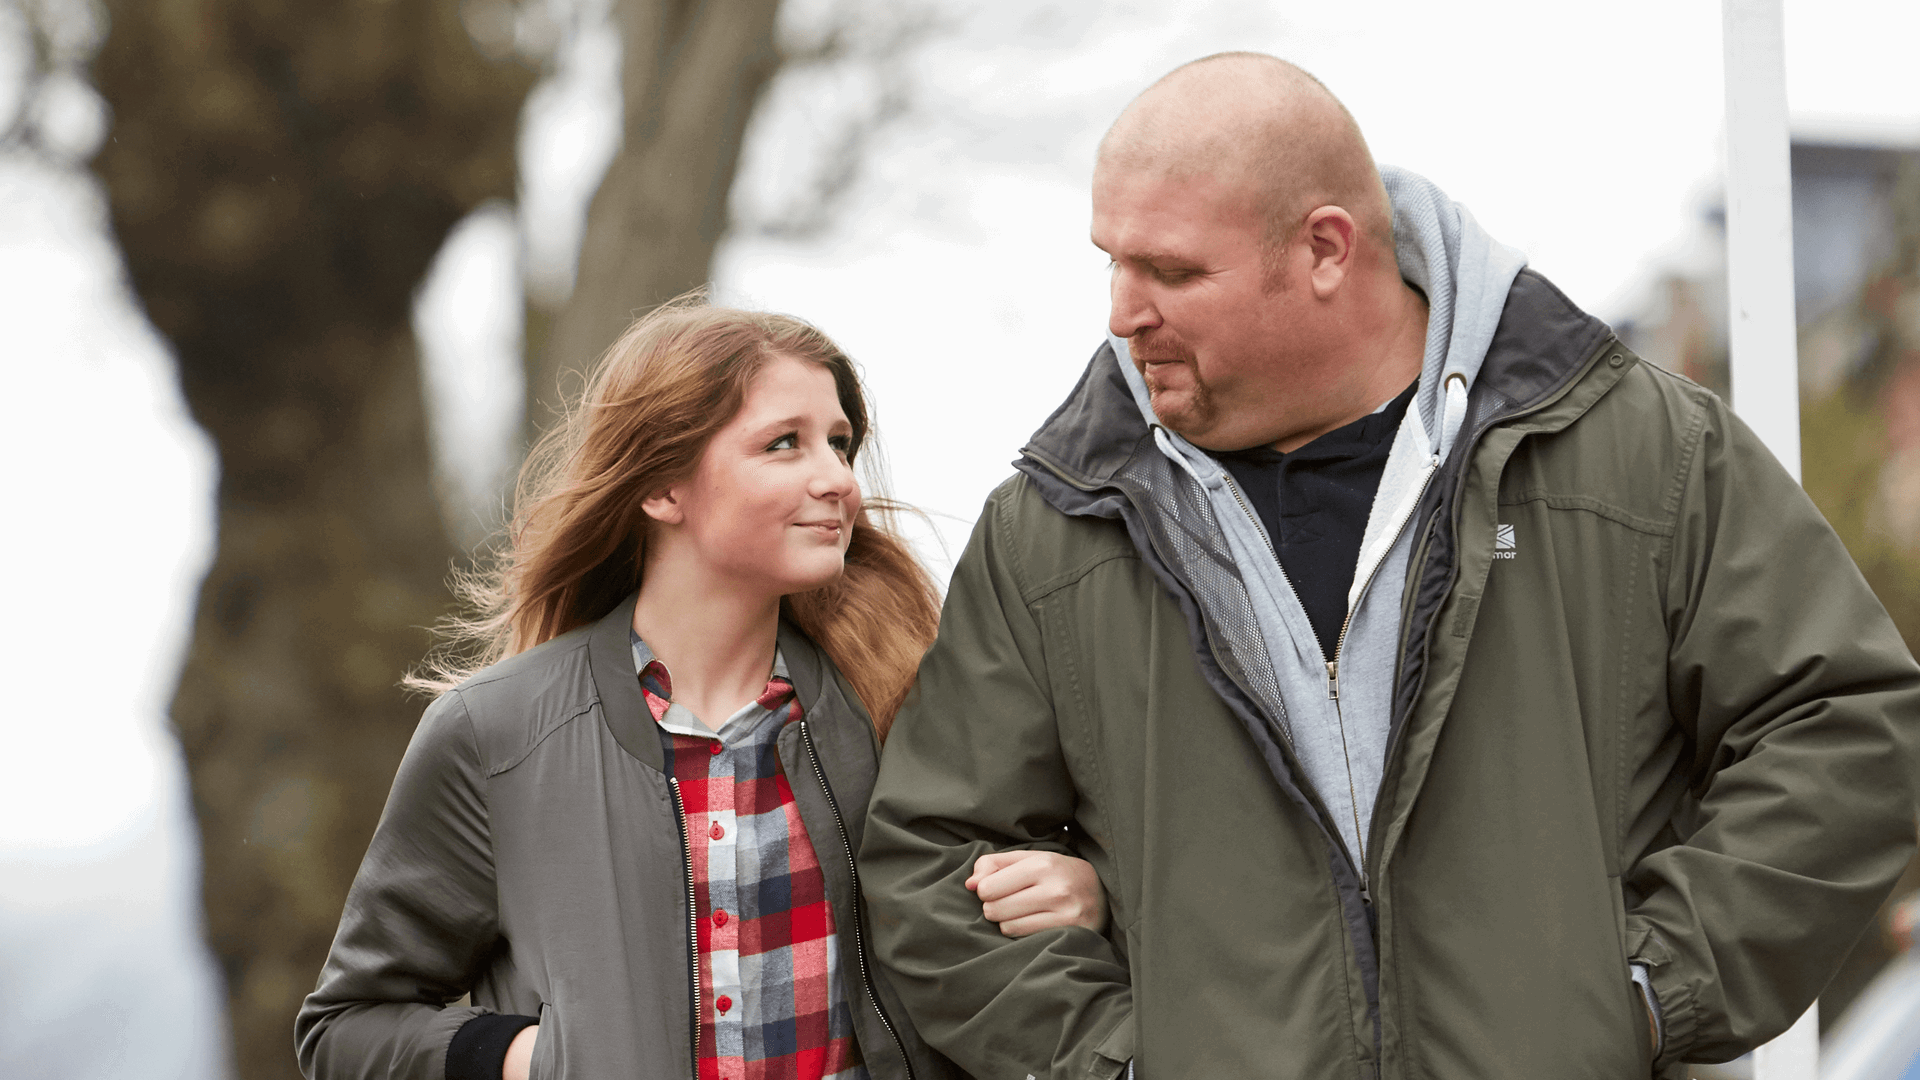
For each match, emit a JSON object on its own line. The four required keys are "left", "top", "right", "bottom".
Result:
{"left": 710, "top": 821, "right": 726, "bottom": 841}
{"left": 708, "top": 741, "right": 723, "bottom": 755}
{"left": 713, "top": 909, "right": 729, "bottom": 928}
{"left": 715, "top": 995, "right": 732, "bottom": 1014}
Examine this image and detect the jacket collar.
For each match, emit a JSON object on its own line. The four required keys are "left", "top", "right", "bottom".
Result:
{"left": 1019, "top": 270, "right": 1614, "bottom": 502}
{"left": 588, "top": 590, "right": 839, "bottom": 772}
{"left": 1019, "top": 341, "right": 1153, "bottom": 493}
{"left": 589, "top": 592, "right": 662, "bottom": 770}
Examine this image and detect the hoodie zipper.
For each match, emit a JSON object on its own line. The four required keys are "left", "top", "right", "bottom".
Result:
{"left": 669, "top": 778, "right": 701, "bottom": 1080}
{"left": 1323, "top": 457, "right": 1443, "bottom": 897}
{"left": 798, "top": 720, "right": 915, "bottom": 1080}
{"left": 1220, "top": 469, "right": 1390, "bottom": 900}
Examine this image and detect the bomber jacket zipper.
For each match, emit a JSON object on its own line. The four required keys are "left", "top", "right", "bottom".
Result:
{"left": 669, "top": 778, "right": 701, "bottom": 1080}
{"left": 798, "top": 720, "right": 916, "bottom": 1080}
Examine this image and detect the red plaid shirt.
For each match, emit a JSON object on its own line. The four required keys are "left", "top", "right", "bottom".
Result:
{"left": 634, "top": 632, "right": 868, "bottom": 1080}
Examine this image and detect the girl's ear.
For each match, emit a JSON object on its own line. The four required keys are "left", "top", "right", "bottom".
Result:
{"left": 641, "top": 487, "right": 684, "bottom": 526}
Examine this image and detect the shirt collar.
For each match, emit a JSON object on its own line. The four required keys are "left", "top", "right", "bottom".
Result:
{"left": 628, "top": 628, "right": 792, "bottom": 741}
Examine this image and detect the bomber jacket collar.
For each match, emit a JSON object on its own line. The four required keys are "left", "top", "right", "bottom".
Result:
{"left": 587, "top": 591, "right": 841, "bottom": 775}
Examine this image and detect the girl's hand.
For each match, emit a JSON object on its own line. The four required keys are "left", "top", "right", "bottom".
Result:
{"left": 966, "top": 850, "right": 1108, "bottom": 937}
{"left": 503, "top": 1024, "right": 538, "bottom": 1080}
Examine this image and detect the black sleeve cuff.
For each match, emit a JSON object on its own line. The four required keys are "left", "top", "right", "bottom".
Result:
{"left": 447, "top": 1012, "right": 540, "bottom": 1080}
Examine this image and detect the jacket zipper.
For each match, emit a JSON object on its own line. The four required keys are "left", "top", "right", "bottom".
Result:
{"left": 1362, "top": 342, "right": 1622, "bottom": 883}
{"left": 669, "top": 778, "right": 700, "bottom": 1080}
{"left": 798, "top": 720, "right": 915, "bottom": 1080}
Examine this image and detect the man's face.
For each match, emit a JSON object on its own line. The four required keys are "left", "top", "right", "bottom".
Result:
{"left": 1092, "top": 160, "right": 1320, "bottom": 451}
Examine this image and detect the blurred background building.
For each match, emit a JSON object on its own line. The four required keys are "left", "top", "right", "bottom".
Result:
{"left": 0, "top": 0, "right": 1915, "bottom": 1077}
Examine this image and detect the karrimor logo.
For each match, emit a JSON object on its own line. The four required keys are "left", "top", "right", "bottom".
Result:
{"left": 1494, "top": 523, "right": 1517, "bottom": 560}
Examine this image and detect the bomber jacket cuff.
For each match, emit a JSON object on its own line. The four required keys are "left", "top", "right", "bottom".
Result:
{"left": 447, "top": 1012, "right": 540, "bottom": 1080}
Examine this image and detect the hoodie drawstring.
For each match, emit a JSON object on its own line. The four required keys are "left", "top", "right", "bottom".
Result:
{"left": 1437, "top": 372, "right": 1469, "bottom": 463}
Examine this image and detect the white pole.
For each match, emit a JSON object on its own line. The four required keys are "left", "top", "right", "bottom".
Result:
{"left": 1722, "top": 0, "right": 1815, "bottom": 1076}
{"left": 1722, "top": 0, "right": 1802, "bottom": 481}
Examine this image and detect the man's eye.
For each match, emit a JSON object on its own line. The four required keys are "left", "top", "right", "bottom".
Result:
{"left": 766, "top": 433, "right": 799, "bottom": 451}
{"left": 1154, "top": 266, "right": 1195, "bottom": 284}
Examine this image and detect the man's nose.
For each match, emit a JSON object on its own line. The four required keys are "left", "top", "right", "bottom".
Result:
{"left": 1108, "top": 267, "right": 1160, "bottom": 339}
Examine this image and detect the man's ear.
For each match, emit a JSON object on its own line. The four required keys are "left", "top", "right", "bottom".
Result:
{"left": 641, "top": 487, "right": 685, "bottom": 526}
{"left": 1302, "top": 205, "right": 1357, "bottom": 299}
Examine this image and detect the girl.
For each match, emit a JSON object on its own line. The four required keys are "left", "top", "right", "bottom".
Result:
{"left": 296, "top": 302, "right": 1103, "bottom": 1080}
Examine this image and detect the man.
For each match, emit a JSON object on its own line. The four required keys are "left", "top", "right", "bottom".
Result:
{"left": 857, "top": 52, "right": 1920, "bottom": 1079}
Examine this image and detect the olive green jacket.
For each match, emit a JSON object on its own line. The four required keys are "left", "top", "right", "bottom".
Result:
{"left": 859, "top": 272, "right": 1920, "bottom": 1079}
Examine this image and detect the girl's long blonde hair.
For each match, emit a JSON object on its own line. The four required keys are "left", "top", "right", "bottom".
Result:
{"left": 412, "top": 298, "right": 941, "bottom": 737}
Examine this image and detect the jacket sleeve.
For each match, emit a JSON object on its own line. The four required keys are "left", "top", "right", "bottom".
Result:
{"left": 295, "top": 689, "right": 504, "bottom": 1080}
{"left": 859, "top": 481, "right": 1133, "bottom": 1080}
{"left": 1628, "top": 396, "right": 1920, "bottom": 1066}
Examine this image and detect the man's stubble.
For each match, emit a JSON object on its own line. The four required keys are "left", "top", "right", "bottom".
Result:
{"left": 1132, "top": 328, "right": 1218, "bottom": 438}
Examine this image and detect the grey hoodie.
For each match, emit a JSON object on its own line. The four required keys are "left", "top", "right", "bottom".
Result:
{"left": 1112, "top": 166, "right": 1527, "bottom": 876}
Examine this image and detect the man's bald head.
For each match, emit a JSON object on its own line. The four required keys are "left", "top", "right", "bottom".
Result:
{"left": 1098, "top": 53, "right": 1393, "bottom": 260}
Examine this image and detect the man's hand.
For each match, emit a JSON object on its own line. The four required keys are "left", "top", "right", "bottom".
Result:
{"left": 966, "top": 850, "right": 1108, "bottom": 937}
{"left": 503, "top": 1024, "right": 538, "bottom": 1080}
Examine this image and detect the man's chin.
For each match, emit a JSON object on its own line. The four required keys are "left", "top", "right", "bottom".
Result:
{"left": 1147, "top": 394, "right": 1214, "bottom": 441}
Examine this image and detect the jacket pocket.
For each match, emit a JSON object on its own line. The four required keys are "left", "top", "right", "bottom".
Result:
{"left": 1089, "top": 1012, "right": 1133, "bottom": 1080}
{"left": 529, "top": 1001, "right": 559, "bottom": 1080}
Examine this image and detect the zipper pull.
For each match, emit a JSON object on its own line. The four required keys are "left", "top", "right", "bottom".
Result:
{"left": 1326, "top": 660, "right": 1339, "bottom": 701}
{"left": 1359, "top": 868, "right": 1372, "bottom": 905}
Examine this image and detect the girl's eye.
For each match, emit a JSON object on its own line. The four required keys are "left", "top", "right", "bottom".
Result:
{"left": 828, "top": 434, "right": 852, "bottom": 456}
{"left": 766, "top": 433, "right": 799, "bottom": 452}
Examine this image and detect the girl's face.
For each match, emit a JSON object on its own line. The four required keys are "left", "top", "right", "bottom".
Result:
{"left": 646, "top": 354, "right": 862, "bottom": 598}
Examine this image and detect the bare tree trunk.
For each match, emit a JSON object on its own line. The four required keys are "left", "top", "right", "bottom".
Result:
{"left": 89, "top": 4, "right": 533, "bottom": 1076}
{"left": 529, "top": 0, "right": 782, "bottom": 437}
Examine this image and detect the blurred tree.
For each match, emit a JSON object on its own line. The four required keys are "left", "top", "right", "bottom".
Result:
{"left": 90, "top": 4, "right": 534, "bottom": 1076}
{"left": 520, "top": 0, "right": 928, "bottom": 442}
{"left": 89, "top": 0, "right": 790, "bottom": 1075}
{"left": 529, "top": 0, "right": 779, "bottom": 438}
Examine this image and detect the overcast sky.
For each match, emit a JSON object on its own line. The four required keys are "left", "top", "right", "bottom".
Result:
{"left": 2, "top": 1, "right": 1916, "bottom": 1073}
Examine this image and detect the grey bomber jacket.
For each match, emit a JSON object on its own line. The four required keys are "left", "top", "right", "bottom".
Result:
{"left": 296, "top": 594, "right": 953, "bottom": 1080}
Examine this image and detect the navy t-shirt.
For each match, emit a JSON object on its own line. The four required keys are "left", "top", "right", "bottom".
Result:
{"left": 1213, "top": 380, "right": 1418, "bottom": 662}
